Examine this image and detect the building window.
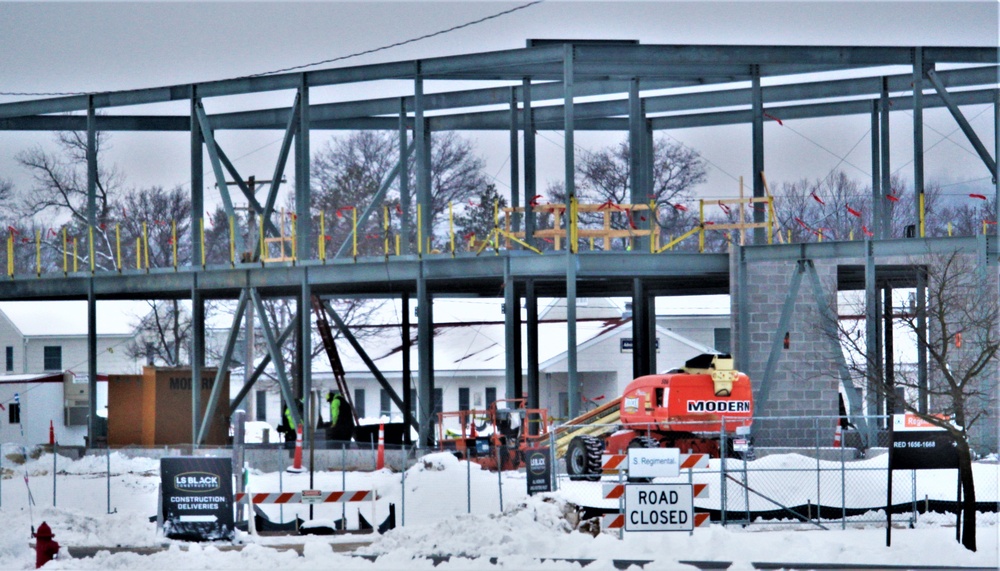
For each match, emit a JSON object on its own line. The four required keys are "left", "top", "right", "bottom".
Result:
{"left": 43, "top": 346, "right": 62, "bottom": 371}
{"left": 485, "top": 386, "right": 497, "bottom": 408}
{"left": 458, "top": 387, "right": 470, "bottom": 412}
{"left": 380, "top": 390, "right": 392, "bottom": 417}
{"left": 255, "top": 390, "right": 267, "bottom": 422}
{"left": 558, "top": 392, "right": 569, "bottom": 419}
{"left": 5, "top": 346, "right": 12, "bottom": 372}
{"left": 354, "top": 388, "right": 366, "bottom": 419}
{"left": 433, "top": 388, "right": 443, "bottom": 415}
{"left": 9, "top": 403, "right": 20, "bottom": 424}
{"left": 714, "top": 328, "right": 732, "bottom": 354}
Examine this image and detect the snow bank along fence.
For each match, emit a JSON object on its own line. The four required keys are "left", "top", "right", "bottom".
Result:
{"left": 553, "top": 416, "right": 998, "bottom": 531}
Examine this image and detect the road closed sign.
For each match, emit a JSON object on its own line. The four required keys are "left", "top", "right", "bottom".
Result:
{"left": 624, "top": 483, "right": 693, "bottom": 532}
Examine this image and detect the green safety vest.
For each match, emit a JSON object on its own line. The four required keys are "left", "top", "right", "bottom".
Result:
{"left": 329, "top": 397, "right": 341, "bottom": 426}
{"left": 284, "top": 405, "right": 297, "bottom": 431}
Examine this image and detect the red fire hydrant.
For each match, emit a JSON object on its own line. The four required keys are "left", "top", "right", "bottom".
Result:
{"left": 34, "top": 522, "right": 59, "bottom": 568}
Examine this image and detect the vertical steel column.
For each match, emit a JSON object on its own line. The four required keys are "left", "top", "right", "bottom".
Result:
{"left": 414, "top": 69, "right": 431, "bottom": 253}
{"left": 736, "top": 246, "right": 750, "bottom": 374}
{"left": 646, "top": 294, "right": 657, "bottom": 375}
{"left": 191, "top": 90, "right": 203, "bottom": 267}
{"left": 880, "top": 77, "right": 891, "bottom": 240}
{"left": 87, "top": 281, "right": 98, "bottom": 447}
{"left": 525, "top": 279, "right": 539, "bottom": 411}
{"left": 917, "top": 268, "right": 928, "bottom": 413}
{"left": 191, "top": 283, "right": 204, "bottom": 446}
{"left": 628, "top": 78, "right": 645, "bottom": 251}
{"left": 504, "top": 258, "right": 517, "bottom": 398}
{"left": 751, "top": 65, "right": 765, "bottom": 244}
{"left": 913, "top": 49, "right": 925, "bottom": 236}
{"left": 86, "top": 95, "right": 97, "bottom": 233}
{"left": 399, "top": 99, "right": 411, "bottom": 254}
{"left": 871, "top": 100, "right": 881, "bottom": 240}
{"left": 509, "top": 87, "right": 520, "bottom": 234}
{"left": 884, "top": 286, "right": 895, "bottom": 416}
{"left": 295, "top": 75, "right": 311, "bottom": 261}
{"left": 563, "top": 44, "right": 580, "bottom": 419}
{"left": 401, "top": 291, "right": 412, "bottom": 444}
{"left": 300, "top": 272, "right": 312, "bottom": 441}
{"left": 416, "top": 272, "right": 434, "bottom": 448}
{"left": 631, "top": 279, "right": 649, "bottom": 379}
{"left": 522, "top": 78, "right": 537, "bottom": 249}
{"left": 864, "top": 241, "right": 880, "bottom": 421}
{"left": 245, "top": 294, "right": 255, "bottom": 417}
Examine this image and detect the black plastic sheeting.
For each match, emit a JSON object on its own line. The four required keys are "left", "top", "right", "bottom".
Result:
{"left": 580, "top": 499, "right": 999, "bottom": 524}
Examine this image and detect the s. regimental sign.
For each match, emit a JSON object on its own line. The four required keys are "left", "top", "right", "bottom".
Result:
{"left": 160, "top": 457, "right": 234, "bottom": 540}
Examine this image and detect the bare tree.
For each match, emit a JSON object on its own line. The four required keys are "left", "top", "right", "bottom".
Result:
{"left": 835, "top": 251, "right": 997, "bottom": 551}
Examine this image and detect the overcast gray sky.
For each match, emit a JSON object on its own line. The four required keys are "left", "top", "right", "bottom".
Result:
{"left": 1, "top": 1, "right": 998, "bottom": 215}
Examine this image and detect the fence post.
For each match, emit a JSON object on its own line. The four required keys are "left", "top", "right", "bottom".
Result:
{"left": 496, "top": 445, "right": 504, "bottom": 513}
{"left": 720, "top": 417, "right": 727, "bottom": 526}
{"left": 342, "top": 443, "right": 347, "bottom": 525}
{"left": 815, "top": 417, "right": 821, "bottom": 524}
{"left": 52, "top": 443, "right": 56, "bottom": 507}
{"left": 466, "top": 448, "right": 472, "bottom": 514}
{"left": 278, "top": 445, "right": 284, "bottom": 523}
{"left": 107, "top": 445, "right": 112, "bottom": 515}
{"left": 841, "top": 440, "right": 846, "bottom": 530}
{"left": 401, "top": 444, "right": 407, "bottom": 527}
{"left": 549, "top": 430, "right": 558, "bottom": 492}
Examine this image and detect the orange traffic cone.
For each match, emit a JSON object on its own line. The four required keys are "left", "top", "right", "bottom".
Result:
{"left": 833, "top": 423, "right": 843, "bottom": 448}
{"left": 287, "top": 425, "right": 306, "bottom": 473}
{"left": 376, "top": 423, "right": 385, "bottom": 470}
{"left": 470, "top": 417, "right": 478, "bottom": 439}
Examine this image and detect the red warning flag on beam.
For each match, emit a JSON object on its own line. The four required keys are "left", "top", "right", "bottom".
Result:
{"left": 671, "top": 203, "right": 688, "bottom": 212}
{"left": 846, "top": 206, "right": 861, "bottom": 218}
{"left": 763, "top": 112, "right": 784, "bottom": 126}
{"left": 886, "top": 194, "right": 899, "bottom": 203}
{"left": 970, "top": 193, "right": 987, "bottom": 200}
{"left": 811, "top": 192, "right": 825, "bottom": 205}
{"left": 529, "top": 194, "right": 543, "bottom": 207}
{"left": 862, "top": 225, "right": 874, "bottom": 237}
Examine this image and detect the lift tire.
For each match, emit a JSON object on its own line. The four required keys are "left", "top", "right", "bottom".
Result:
{"left": 627, "top": 436, "right": 660, "bottom": 483}
{"left": 566, "top": 435, "right": 603, "bottom": 482}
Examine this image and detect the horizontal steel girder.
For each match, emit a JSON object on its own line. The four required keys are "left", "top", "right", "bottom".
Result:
{"left": 2, "top": 235, "right": 989, "bottom": 303}
{"left": 4, "top": 67, "right": 995, "bottom": 133}
{"left": 0, "top": 44, "right": 994, "bottom": 120}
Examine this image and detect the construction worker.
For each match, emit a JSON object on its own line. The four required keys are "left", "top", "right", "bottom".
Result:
{"left": 326, "top": 391, "right": 355, "bottom": 442}
{"left": 277, "top": 399, "right": 303, "bottom": 446}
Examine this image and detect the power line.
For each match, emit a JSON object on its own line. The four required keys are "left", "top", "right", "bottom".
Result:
{"left": 0, "top": 1, "right": 544, "bottom": 98}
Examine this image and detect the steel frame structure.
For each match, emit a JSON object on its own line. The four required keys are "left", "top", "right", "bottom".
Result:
{"left": 0, "top": 42, "right": 997, "bottom": 448}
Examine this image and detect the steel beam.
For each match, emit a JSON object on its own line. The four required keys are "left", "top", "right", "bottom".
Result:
{"left": 401, "top": 291, "right": 412, "bottom": 444}
{"left": 249, "top": 288, "right": 302, "bottom": 429}
{"left": 299, "top": 272, "right": 312, "bottom": 440}
{"left": 510, "top": 87, "right": 520, "bottom": 234}
{"left": 86, "top": 96, "right": 97, "bottom": 231}
{"left": 414, "top": 71, "right": 431, "bottom": 254}
{"left": 523, "top": 78, "right": 537, "bottom": 249}
{"left": 86, "top": 282, "right": 98, "bottom": 448}
{"left": 525, "top": 279, "right": 539, "bottom": 410}
{"left": 913, "top": 49, "right": 925, "bottom": 236}
{"left": 334, "top": 144, "right": 415, "bottom": 259}
{"left": 880, "top": 78, "right": 891, "bottom": 240}
{"left": 803, "top": 260, "right": 868, "bottom": 442}
{"left": 757, "top": 260, "right": 805, "bottom": 415}
{"left": 871, "top": 101, "right": 881, "bottom": 241}
{"left": 927, "top": 68, "right": 997, "bottom": 176}
{"left": 295, "top": 76, "right": 311, "bottom": 261}
{"left": 399, "top": 100, "right": 411, "bottom": 254}
{"left": 631, "top": 278, "right": 650, "bottom": 378}
{"left": 191, "top": 92, "right": 203, "bottom": 268}
{"left": 564, "top": 44, "right": 580, "bottom": 419}
{"left": 504, "top": 258, "right": 517, "bottom": 399}
{"left": 751, "top": 66, "right": 765, "bottom": 244}
{"left": 322, "top": 301, "right": 417, "bottom": 430}
{"left": 229, "top": 316, "right": 297, "bottom": 411}
{"left": 195, "top": 104, "right": 241, "bottom": 242}
{"left": 197, "top": 291, "right": 249, "bottom": 445}
{"left": 191, "top": 284, "right": 205, "bottom": 445}
{"left": 416, "top": 269, "right": 434, "bottom": 447}
{"left": 916, "top": 268, "right": 928, "bottom": 414}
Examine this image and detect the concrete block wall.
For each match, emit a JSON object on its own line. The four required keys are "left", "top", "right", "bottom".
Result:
{"left": 733, "top": 258, "right": 842, "bottom": 448}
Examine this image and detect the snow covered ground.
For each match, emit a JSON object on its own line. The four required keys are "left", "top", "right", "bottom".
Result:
{"left": 0, "top": 447, "right": 997, "bottom": 569}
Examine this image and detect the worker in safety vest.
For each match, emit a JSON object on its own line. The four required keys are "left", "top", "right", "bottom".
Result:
{"left": 326, "top": 391, "right": 355, "bottom": 441}
{"left": 277, "top": 399, "right": 303, "bottom": 444}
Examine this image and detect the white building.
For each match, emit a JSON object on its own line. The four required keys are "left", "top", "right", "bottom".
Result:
{"left": 0, "top": 301, "right": 145, "bottom": 446}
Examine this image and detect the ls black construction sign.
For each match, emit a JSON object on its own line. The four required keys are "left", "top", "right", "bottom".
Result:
{"left": 891, "top": 431, "right": 959, "bottom": 470}
{"left": 525, "top": 448, "right": 552, "bottom": 495}
{"left": 160, "top": 457, "right": 234, "bottom": 540}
